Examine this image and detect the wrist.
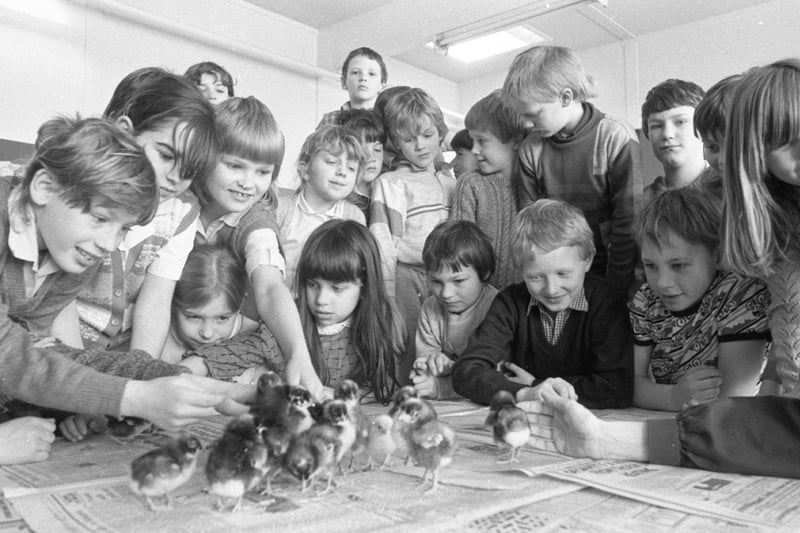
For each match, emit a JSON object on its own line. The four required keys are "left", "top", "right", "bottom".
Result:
{"left": 119, "top": 380, "right": 145, "bottom": 419}
{"left": 599, "top": 420, "right": 649, "bottom": 461}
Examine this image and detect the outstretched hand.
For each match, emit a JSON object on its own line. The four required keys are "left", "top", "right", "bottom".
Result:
{"left": 0, "top": 417, "right": 56, "bottom": 465}
{"left": 521, "top": 392, "right": 606, "bottom": 459}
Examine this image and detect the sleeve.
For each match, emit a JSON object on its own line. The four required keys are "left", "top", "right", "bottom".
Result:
{"left": 369, "top": 176, "right": 406, "bottom": 299}
{"left": 628, "top": 286, "right": 655, "bottom": 346}
{"left": 415, "top": 297, "right": 445, "bottom": 360}
{"left": 449, "top": 175, "right": 478, "bottom": 223}
{"left": 243, "top": 228, "right": 285, "bottom": 278}
{"left": 516, "top": 133, "right": 543, "bottom": 209}
{"left": 451, "top": 289, "right": 526, "bottom": 404}
{"left": 764, "top": 261, "right": 800, "bottom": 395}
{"left": 677, "top": 396, "right": 800, "bottom": 477}
{"left": 146, "top": 216, "right": 198, "bottom": 280}
{"left": 188, "top": 323, "right": 287, "bottom": 381}
{"left": 716, "top": 276, "right": 770, "bottom": 343}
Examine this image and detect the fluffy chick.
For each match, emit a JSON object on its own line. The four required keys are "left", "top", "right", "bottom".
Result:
{"left": 130, "top": 434, "right": 202, "bottom": 511}
{"left": 335, "top": 379, "right": 369, "bottom": 469}
{"left": 283, "top": 423, "right": 340, "bottom": 495}
{"left": 397, "top": 397, "right": 456, "bottom": 493}
{"left": 322, "top": 399, "right": 357, "bottom": 466}
{"left": 366, "top": 414, "right": 396, "bottom": 470}
{"left": 205, "top": 414, "right": 268, "bottom": 512}
{"left": 389, "top": 386, "right": 419, "bottom": 464}
{"left": 486, "top": 390, "right": 531, "bottom": 463}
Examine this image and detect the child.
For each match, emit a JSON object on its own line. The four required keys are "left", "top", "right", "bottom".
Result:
{"left": 339, "top": 109, "right": 385, "bottom": 222}
{"left": 193, "top": 96, "right": 324, "bottom": 397}
{"left": 0, "top": 116, "right": 248, "bottom": 453}
{"left": 502, "top": 45, "right": 642, "bottom": 302}
{"left": 451, "top": 199, "right": 633, "bottom": 408}
{"left": 319, "top": 47, "right": 387, "bottom": 127}
{"left": 449, "top": 129, "right": 479, "bottom": 178}
{"left": 722, "top": 58, "right": 800, "bottom": 398}
{"left": 184, "top": 61, "right": 235, "bottom": 105}
{"left": 630, "top": 188, "right": 769, "bottom": 411}
{"left": 160, "top": 244, "right": 259, "bottom": 366}
{"left": 451, "top": 90, "right": 527, "bottom": 289}
{"left": 369, "top": 88, "right": 457, "bottom": 383}
{"left": 373, "top": 85, "right": 410, "bottom": 172}
{"left": 277, "top": 125, "right": 366, "bottom": 291}
{"left": 641, "top": 78, "right": 706, "bottom": 204}
{"left": 296, "top": 219, "right": 402, "bottom": 402}
{"left": 74, "top": 70, "right": 219, "bottom": 356}
{"left": 411, "top": 220, "right": 499, "bottom": 399}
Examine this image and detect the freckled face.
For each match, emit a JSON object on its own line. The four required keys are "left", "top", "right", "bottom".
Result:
{"left": 521, "top": 245, "right": 591, "bottom": 313}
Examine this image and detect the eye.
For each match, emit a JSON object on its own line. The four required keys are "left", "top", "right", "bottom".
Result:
{"left": 347, "top": 163, "right": 358, "bottom": 173}
{"left": 306, "top": 280, "right": 319, "bottom": 289}
{"left": 225, "top": 160, "right": 241, "bottom": 170}
{"left": 92, "top": 213, "right": 109, "bottom": 224}
{"left": 675, "top": 119, "right": 687, "bottom": 127}
{"left": 216, "top": 315, "right": 233, "bottom": 324}
{"left": 643, "top": 263, "right": 656, "bottom": 271}
{"left": 257, "top": 168, "right": 273, "bottom": 177}
{"left": 704, "top": 143, "right": 720, "bottom": 154}
{"left": 672, "top": 263, "right": 687, "bottom": 272}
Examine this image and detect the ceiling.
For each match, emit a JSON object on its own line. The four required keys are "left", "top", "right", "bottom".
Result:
{"left": 245, "top": 0, "right": 773, "bottom": 83}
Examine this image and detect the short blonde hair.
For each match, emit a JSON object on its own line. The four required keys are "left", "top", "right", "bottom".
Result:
{"left": 383, "top": 88, "right": 447, "bottom": 145}
{"left": 512, "top": 199, "right": 595, "bottom": 267}
{"left": 502, "top": 46, "right": 597, "bottom": 103}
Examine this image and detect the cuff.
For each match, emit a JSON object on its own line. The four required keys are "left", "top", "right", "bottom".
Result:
{"left": 646, "top": 417, "right": 681, "bottom": 466}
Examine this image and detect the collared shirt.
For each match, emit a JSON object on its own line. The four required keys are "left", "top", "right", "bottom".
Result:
{"left": 7, "top": 188, "right": 59, "bottom": 298}
{"left": 527, "top": 287, "right": 589, "bottom": 345}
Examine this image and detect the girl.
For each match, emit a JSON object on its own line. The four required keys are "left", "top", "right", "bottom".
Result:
{"left": 184, "top": 61, "right": 235, "bottom": 105}
{"left": 192, "top": 96, "right": 324, "bottom": 397}
{"left": 276, "top": 124, "right": 366, "bottom": 293}
{"left": 296, "top": 219, "right": 403, "bottom": 402}
{"left": 722, "top": 57, "right": 800, "bottom": 398}
{"left": 70, "top": 69, "right": 219, "bottom": 357}
{"left": 160, "top": 244, "right": 259, "bottom": 366}
{"left": 339, "top": 109, "right": 386, "bottom": 223}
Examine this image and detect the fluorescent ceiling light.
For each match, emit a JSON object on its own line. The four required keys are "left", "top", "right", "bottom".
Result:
{"left": 440, "top": 26, "right": 548, "bottom": 63}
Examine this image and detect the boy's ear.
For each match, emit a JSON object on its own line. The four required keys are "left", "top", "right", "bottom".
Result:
{"left": 340, "top": 76, "right": 347, "bottom": 91}
{"left": 298, "top": 161, "right": 309, "bottom": 182}
{"left": 114, "top": 116, "right": 135, "bottom": 133}
{"left": 29, "top": 169, "right": 59, "bottom": 207}
{"left": 559, "top": 89, "right": 574, "bottom": 107}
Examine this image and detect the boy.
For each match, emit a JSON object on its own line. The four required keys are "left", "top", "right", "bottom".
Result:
{"left": 319, "top": 47, "right": 387, "bottom": 127}
{"left": 370, "top": 88, "right": 456, "bottom": 383}
{"left": 449, "top": 129, "right": 479, "bottom": 178}
{"left": 452, "top": 90, "right": 527, "bottom": 289}
{"left": 630, "top": 188, "right": 768, "bottom": 411}
{"left": 411, "top": 221, "right": 499, "bottom": 399}
{"left": 451, "top": 199, "right": 633, "bottom": 408}
{"left": 184, "top": 61, "right": 235, "bottom": 105}
{"left": 338, "top": 108, "right": 386, "bottom": 223}
{"left": 641, "top": 78, "right": 706, "bottom": 204}
{"left": 502, "top": 45, "right": 642, "bottom": 303}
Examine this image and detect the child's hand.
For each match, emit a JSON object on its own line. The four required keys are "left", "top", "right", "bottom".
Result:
{"left": 501, "top": 362, "right": 536, "bottom": 385}
{"left": 285, "top": 356, "right": 325, "bottom": 401}
{"left": 411, "top": 370, "right": 438, "bottom": 399}
{"left": 516, "top": 378, "right": 577, "bottom": 403}
{"left": 0, "top": 417, "right": 56, "bottom": 464}
{"left": 59, "top": 414, "right": 97, "bottom": 442}
{"left": 672, "top": 366, "right": 722, "bottom": 409}
{"left": 423, "top": 353, "right": 454, "bottom": 377}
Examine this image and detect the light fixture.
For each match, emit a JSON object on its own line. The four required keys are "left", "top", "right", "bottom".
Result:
{"left": 429, "top": 0, "right": 608, "bottom": 62}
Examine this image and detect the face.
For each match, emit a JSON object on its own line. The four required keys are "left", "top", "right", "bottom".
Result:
{"left": 136, "top": 121, "right": 190, "bottom": 202}
{"left": 206, "top": 155, "right": 275, "bottom": 216}
{"left": 395, "top": 115, "right": 442, "bottom": 170}
{"left": 451, "top": 148, "right": 479, "bottom": 178}
{"left": 197, "top": 72, "right": 229, "bottom": 105}
{"left": 342, "top": 55, "right": 384, "bottom": 107}
{"left": 360, "top": 141, "right": 384, "bottom": 185}
{"left": 506, "top": 94, "right": 569, "bottom": 138}
{"left": 469, "top": 129, "right": 516, "bottom": 177}
{"left": 641, "top": 232, "right": 717, "bottom": 313}
{"left": 521, "top": 245, "right": 592, "bottom": 313}
{"left": 33, "top": 173, "right": 138, "bottom": 274}
{"left": 701, "top": 132, "right": 724, "bottom": 173}
{"left": 428, "top": 264, "right": 484, "bottom": 315}
{"left": 646, "top": 106, "right": 704, "bottom": 172}
{"left": 305, "top": 278, "right": 361, "bottom": 328}
{"left": 301, "top": 149, "right": 359, "bottom": 211}
{"left": 174, "top": 293, "right": 239, "bottom": 348}
{"left": 766, "top": 138, "right": 800, "bottom": 186}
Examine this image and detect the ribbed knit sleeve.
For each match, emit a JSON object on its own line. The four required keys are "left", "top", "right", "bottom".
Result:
{"left": 764, "top": 259, "right": 800, "bottom": 396}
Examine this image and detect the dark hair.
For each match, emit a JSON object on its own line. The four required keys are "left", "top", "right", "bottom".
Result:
{"left": 635, "top": 187, "right": 721, "bottom": 251}
{"left": 341, "top": 47, "right": 387, "bottom": 84}
{"left": 104, "top": 69, "right": 220, "bottom": 185}
{"left": 694, "top": 74, "right": 742, "bottom": 139}
{"left": 296, "top": 220, "right": 401, "bottom": 402}
{"left": 641, "top": 79, "right": 705, "bottom": 138}
{"left": 338, "top": 108, "right": 386, "bottom": 145}
{"left": 450, "top": 129, "right": 473, "bottom": 151}
{"left": 465, "top": 89, "right": 528, "bottom": 144}
{"left": 18, "top": 115, "right": 158, "bottom": 226}
{"left": 172, "top": 244, "right": 248, "bottom": 317}
{"left": 184, "top": 61, "right": 235, "bottom": 96}
{"left": 423, "top": 220, "right": 495, "bottom": 283}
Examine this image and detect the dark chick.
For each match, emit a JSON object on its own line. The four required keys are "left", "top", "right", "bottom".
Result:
{"left": 322, "top": 399, "right": 357, "bottom": 466}
{"left": 205, "top": 414, "right": 268, "bottom": 512}
{"left": 389, "top": 385, "right": 419, "bottom": 464}
{"left": 486, "top": 390, "right": 531, "bottom": 464}
{"left": 397, "top": 397, "right": 456, "bottom": 493}
{"left": 284, "top": 423, "right": 339, "bottom": 495}
{"left": 335, "top": 379, "right": 369, "bottom": 469}
{"left": 129, "top": 434, "right": 202, "bottom": 511}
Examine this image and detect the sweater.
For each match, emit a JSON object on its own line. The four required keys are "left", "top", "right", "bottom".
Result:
{"left": 450, "top": 170, "right": 519, "bottom": 289}
{"left": 764, "top": 259, "right": 800, "bottom": 396}
{"left": 451, "top": 274, "right": 633, "bottom": 408}
{"left": 517, "top": 102, "right": 643, "bottom": 300}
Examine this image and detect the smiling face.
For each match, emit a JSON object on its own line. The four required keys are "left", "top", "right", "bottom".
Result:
{"left": 135, "top": 120, "right": 191, "bottom": 202}
{"left": 394, "top": 115, "right": 442, "bottom": 170}
{"left": 205, "top": 155, "right": 275, "bottom": 219}
{"left": 342, "top": 55, "right": 384, "bottom": 108}
{"left": 641, "top": 232, "right": 717, "bottom": 313}
{"left": 468, "top": 129, "right": 516, "bottom": 177}
{"left": 197, "top": 72, "right": 229, "bottom": 105}
{"left": 304, "top": 278, "right": 361, "bottom": 328}
{"left": 766, "top": 138, "right": 800, "bottom": 187}
{"left": 301, "top": 149, "right": 359, "bottom": 212}
{"left": 646, "top": 106, "right": 705, "bottom": 173}
{"left": 521, "top": 245, "right": 591, "bottom": 313}
{"left": 174, "top": 292, "right": 239, "bottom": 348}
{"left": 428, "top": 263, "right": 484, "bottom": 315}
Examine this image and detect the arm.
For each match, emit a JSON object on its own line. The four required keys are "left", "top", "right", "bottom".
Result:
{"left": 50, "top": 300, "right": 84, "bottom": 348}
{"left": 449, "top": 176, "right": 477, "bottom": 223}
{"left": 130, "top": 273, "right": 175, "bottom": 357}
{"left": 718, "top": 339, "right": 768, "bottom": 397}
{"left": 516, "top": 133, "right": 543, "bottom": 209}
{"left": 632, "top": 343, "right": 674, "bottom": 409}
{"left": 415, "top": 297, "right": 447, "bottom": 363}
{"left": 369, "top": 176, "right": 405, "bottom": 299}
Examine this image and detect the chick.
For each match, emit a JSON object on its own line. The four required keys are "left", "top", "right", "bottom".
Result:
{"left": 283, "top": 423, "right": 340, "bottom": 495}
{"left": 397, "top": 397, "right": 456, "bottom": 493}
{"left": 129, "top": 434, "right": 202, "bottom": 511}
{"left": 485, "top": 390, "right": 531, "bottom": 464}
{"left": 322, "top": 399, "right": 357, "bottom": 466}
{"left": 260, "top": 385, "right": 314, "bottom": 494}
{"left": 389, "top": 386, "right": 419, "bottom": 465}
{"left": 205, "top": 414, "right": 268, "bottom": 512}
{"left": 335, "top": 380, "right": 369, "bottom": 469}
{"left": 366, "top": 414, "right": 396, "bottom": 470}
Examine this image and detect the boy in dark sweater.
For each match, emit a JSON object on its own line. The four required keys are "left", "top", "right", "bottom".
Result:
{"left": 451, "top": 199, "right": 633, "bottom": 408}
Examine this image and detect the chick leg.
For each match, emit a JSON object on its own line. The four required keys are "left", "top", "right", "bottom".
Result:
{"left": 231, "top": 495, "right": 244, "bottom": 513}
{"left": 379, "top": 454, "right": 392, "bottom": 469}
{"left": 424, "top": 468, "right": 440, "bottom": 494}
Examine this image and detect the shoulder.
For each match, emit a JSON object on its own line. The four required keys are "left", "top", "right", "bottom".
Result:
{"left": 341, "top": 201, "right": 366, "bottom": 224}
{"left": 584, "top": 275, "right": 626, "bottom": 309}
